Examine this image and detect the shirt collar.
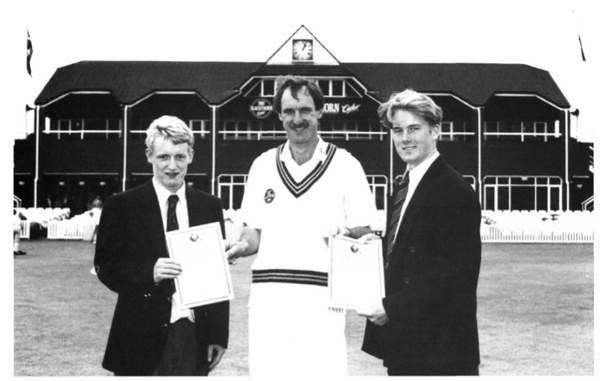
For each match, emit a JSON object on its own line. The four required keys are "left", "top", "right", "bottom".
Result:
{"left": 152, "top": 177, "right": 187, "bottom": 206}
{"left": 280, "top": 137, "right": 329, "bottom": 165}
{"left": 406, "top": 150, "right": 440, "bottom": 185}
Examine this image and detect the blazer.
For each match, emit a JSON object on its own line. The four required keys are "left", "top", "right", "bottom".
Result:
{"left": 94, "top": 181, "right": 229, "bottom": 375}
{"left": 362, "top": 156, "right": 481, "bottom": 373}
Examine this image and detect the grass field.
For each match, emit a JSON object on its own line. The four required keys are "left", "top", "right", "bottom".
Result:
{"left": 13, "top": 240, "right": 593, "bottom": 376}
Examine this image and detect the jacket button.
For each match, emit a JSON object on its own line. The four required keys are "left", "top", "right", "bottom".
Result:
{"left": 166, "top": 296, "right": 171, "bottom": 302}
{"left": 402, "top": 276, "right": 410, "bottom": 285}
{"left": 163, "top": 323, "right": 168, "bottom": 328}
{"left": 408, "top": 246, "right": 416, "bottom": 254}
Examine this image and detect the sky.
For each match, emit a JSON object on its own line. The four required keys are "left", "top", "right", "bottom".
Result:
{"left": 6, "top": 0, "right": 598, "bottom": 142}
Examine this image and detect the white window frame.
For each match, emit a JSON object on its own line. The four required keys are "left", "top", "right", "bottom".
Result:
{"left": 367, "top": 175, "right": 388, "bottom": 211}
{"left": 317, "top": 79, "right": 347, "bottom": 98}
{"left": 261, "top": 79, "right": 276, "bottom": 97}
{"left": 483, "top": 120, "right": 561, "bottom": 142}
{"left": 217, "top": 174, "right": 248, "bottom": 210}
{"left": 219, "top": 119, "right": 286, "bottom": 141}
{"left": 483, "top": 175, "right": 562, "bottom": 211}
{"left": 318, "top": 120, "right": 386, "bottom": 141}
{"left": 189, "top": 119, "right": 211, "bottom": 138}
{"left": 46, "top": 117, "right": 122, "bottom": 139}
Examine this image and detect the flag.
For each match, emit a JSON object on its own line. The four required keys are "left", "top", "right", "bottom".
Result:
{"left": 27, "top": 30, "right": 33, "bottom": 76}
{"left": 578, "top": 34, "right": 586, "bottom": 62}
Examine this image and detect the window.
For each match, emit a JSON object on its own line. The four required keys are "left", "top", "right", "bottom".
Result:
{"left": 317, "top": 79, "right": 346, "bottom": 97}
{"left": 344, "top": 81, "right": 362, "bottom": 98}
{"left": 189, "top": 119, "right": 211, "bottom": 138}
{"left": 331, "top": 80, "right": 344, "bottom": 97}
{"left": 366, "top": 175, "right": 388, "bottom": 210}
{"left": 439, "top": 121, "right": 474, "bottom": 142}
{"left": 439, "top": 121, "right": 454, "bottom": 141}
{"left": 126, "top": 118, "right": 210, "bottom": 140}
{"left": 45, "top": 117, "right": 122, "bottom": 139}
{"left": 318, "top": 119, "right": 385, "bottom": 141}
{"left": 217, "top": 174, "right": 248, "bottom": 210}
{"left": 484, "top": 120, "right": 560, "bottom": 142}
{"left": 483, "top": 176, "right": 562, "bottom": 211}
{"left": 220, "top": 119, "right": 285, "bottom": 141}
{"left": 261, "top": 79, "right": 276, "bottom": 97}
{"left": 317, "top": 80, "right": 329, "bottom": 94}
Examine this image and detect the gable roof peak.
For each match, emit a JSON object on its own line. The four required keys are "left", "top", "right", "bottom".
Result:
{"left": 265, "top": 24, "right": 341, "bottom": 66}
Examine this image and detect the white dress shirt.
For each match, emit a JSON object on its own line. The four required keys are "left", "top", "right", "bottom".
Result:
{"left": 152, "top": 178, "right": 194, "bottom": 323}
{"left": 393, "top": 150, "right": 440, "bottom": 242}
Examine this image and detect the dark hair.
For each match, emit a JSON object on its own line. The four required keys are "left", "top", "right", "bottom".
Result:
{"left": 273, "top": 75, "right": 324, "bottom": 113}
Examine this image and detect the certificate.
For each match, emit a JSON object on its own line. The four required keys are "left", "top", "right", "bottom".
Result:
{"left": 328, "top": 235, "right": 385, "bottom": 310}
{"left": 165, "top": 222, "right": 234, "bottom": 308}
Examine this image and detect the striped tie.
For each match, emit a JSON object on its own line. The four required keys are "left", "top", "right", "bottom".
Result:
{"left": 385, "top": 172, "right": 410, "bottom": 263}
{"left": 167, "top": 194, "right": 179, "bottom": 232}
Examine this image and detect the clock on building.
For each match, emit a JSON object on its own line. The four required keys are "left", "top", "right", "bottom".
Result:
{"left": 292, "top": 39, "right": 314, "bottom": 61}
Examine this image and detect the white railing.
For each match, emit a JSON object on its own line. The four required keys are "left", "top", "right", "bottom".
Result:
{"left": 481, "top": 225, "right": 593, "bottom": 243}
{"left": 39, "top": 209, "right": 593, "bottom": 243}
{"left": 480, "top": 210, "right": 594, "bottom": 243}
{"left": 47, "top": 220, "right": 96, "bottom": 240}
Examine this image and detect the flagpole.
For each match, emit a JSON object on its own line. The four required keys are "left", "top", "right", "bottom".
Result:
{"left": 34, "top": 106, "right": 40, "bottom": 207}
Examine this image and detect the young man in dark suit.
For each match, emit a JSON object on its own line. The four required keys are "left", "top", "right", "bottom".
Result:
{"left": 359, "top": 90, "right": 481, "bottom": 375}
{"left": 94, "top": 116, "right": 229, "bottom": 376}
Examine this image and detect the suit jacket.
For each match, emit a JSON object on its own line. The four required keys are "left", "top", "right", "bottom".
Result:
{"left": 362, "top": 156, "right": 481, "bottom": 373}
{"left": 94, "top": 181, "right": 229, "bottom": 375}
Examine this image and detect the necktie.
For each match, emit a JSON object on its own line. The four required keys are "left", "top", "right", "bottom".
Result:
{"left": 167, "top": 194, "right": 179, "bottom": 232}
{"left": 385, "top": 172, "right": 410, "bottom": 263}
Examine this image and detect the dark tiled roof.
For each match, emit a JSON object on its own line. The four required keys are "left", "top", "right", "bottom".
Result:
{"left": 36, "top": 61, "right": 264, "bottom": 105}
{"left": 343, "top": 62, "right": 569, "bottom": 107}
{"left": 36, "top": 61, "right": 569, "bottom": 108}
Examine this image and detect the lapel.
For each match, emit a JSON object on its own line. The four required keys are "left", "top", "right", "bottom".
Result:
{"left": 185, "top": 186, "right": 202, "bottom": 227}
{"left": 396, "top": 156, "right": 446, "bottom": 241}
{"left": 136, "top": 181, "right": 169, "bottom": 258}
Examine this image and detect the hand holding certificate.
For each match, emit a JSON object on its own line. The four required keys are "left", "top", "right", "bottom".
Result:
{"left": 328, "top": 235, "right": 385, "bottom": 310}
{"left": 166, "top": 222, "right": 234, "bottom": 308}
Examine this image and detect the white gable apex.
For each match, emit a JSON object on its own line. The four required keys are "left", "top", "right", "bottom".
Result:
{"left": 265, "top": 25, "right": 339, "bottom": 66}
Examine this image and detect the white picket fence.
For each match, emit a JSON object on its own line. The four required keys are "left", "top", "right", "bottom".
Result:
{"left": 480, "top": 210, "right": 594, "bottom": 243}
{"left": 21, "top": 209, "right": 595, "bottom": 243}
{"left": 47, "top": 220, "right": 96, "bottom": 241}
{"left": 480, "top": 225, "right": 593, "bottom": 243}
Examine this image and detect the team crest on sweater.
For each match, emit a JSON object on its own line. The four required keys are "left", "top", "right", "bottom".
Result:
{"left": 264, "top": 188, "right": 276, "bottom": 203}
